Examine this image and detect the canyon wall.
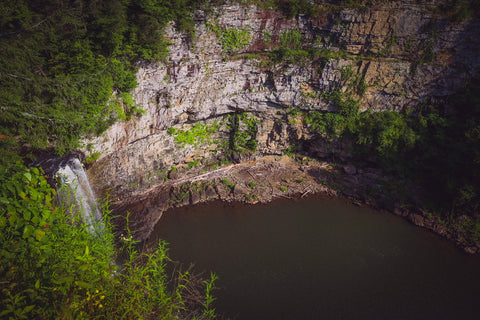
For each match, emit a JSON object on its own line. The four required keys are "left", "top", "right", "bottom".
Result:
{"left": 85, "top": 1, "right": 480, "bottom": 242}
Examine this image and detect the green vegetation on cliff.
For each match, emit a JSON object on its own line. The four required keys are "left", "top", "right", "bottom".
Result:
{"left": 2, "top": 0, "right": 477, "bottom": 162}
{"left": 228, "top": 112, "right": 259, "bottom": 153}
{"left": 207, "top": 22, "right": 252, "bottom": 54}
{"left": 0, "top": 163, "right": 217, "bottom": 319}
{"left": 0, "top": 1, "right": 225, "bottom": 317}
{"left": 0, "top": 0, "right": 214, "bottom": 161}
{"left": 168, "top": 121, "right": 220, "bottom": 147}
{"left": 412, "top": 79, "right": 480, "bottom": 216}
{"left": 305, "top": 76, "right": 480, "bottom": 221}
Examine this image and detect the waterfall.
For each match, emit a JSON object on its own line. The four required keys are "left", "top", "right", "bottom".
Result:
{"left": 55, "top": 158, "right": 104, "bottom": 233}
{"left": 33, "top": 152, "right": 104, "bottom": 234}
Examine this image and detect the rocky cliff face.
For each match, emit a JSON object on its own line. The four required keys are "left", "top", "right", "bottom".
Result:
{"left": 85, "top": 1, "right": 480, "bottom": 243}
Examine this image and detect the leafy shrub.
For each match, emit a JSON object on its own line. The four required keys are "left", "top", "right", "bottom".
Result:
{"left": 207, "top": 23, "right": 251, "bottom": 54}
{"left": 305, "top": 88, "right": 360, "bottom": 138}
{"left": 221, "top": 178, "right": 236, "bottom": 191}
{"left": 228, "top": 112, "right": 259, "bottom": 152}
{"left": 221, "top": 28, "right": 251, "bottom": 54}
{"left": 84, "top": 152, "right": 101, "bottom": 165}
{"left": 0, "top": 163, "right": 218, "bottom": 319}
{"left": 168, "top": 121, "right": 220, "bottom": 147}
{"left": 351, "top": 111, "right": 418, "bottom": 167}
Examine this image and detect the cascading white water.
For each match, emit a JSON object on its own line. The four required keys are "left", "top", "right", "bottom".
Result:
{"left": 56, "top": 158, "right": 104, "bottom": 233}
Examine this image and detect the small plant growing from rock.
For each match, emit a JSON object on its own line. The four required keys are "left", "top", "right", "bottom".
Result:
{"left": 207, "top": 22, "right": 251, "bottom": 54}
{"left": 84, "top": 152, "right": 100, "bottom": 165}
{"left": 221, "top": 178, "right": 236, "bottom": 192}
{"left": 167, "top": 121, "right": 220, "bottom": 147}
{"left": 262, "top": 30, "right": 272, "bottom": 44}
{"left": 187, "top": 160, "right": 199, "bottom": 170}
{"left": 244, "top": 191, "right": 259, "bottom": 202}
{"left": 280, "top": 29, "right": 302, "bottom": 50}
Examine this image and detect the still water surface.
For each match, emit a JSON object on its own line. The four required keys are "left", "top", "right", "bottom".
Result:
{"left": 149, "top": 197, "right": 480, "bottom": 320}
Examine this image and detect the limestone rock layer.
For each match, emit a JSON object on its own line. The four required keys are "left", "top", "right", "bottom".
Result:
{"left": 84, "top": 1, "right": 480, "bottom": 240}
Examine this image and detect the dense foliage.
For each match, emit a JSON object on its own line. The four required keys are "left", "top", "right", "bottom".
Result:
{"left": 0, "top": 163, "right": 217, "bottom": 319}
{"left": 0, "top": 2, "right": 226, "bottom": 317}
{"left": 0, "top": 0, "right": 213, "bottom": 160}
{"left": 411, "top": 79, "right": 480, "bottom": 215}
{"left": 2, "top": 0, "right": 476, "bottom": 161}
{"left": 305, "top": 77, "right": 480, "bottom": 218}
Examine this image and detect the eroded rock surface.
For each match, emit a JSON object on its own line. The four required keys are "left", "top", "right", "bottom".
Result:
{"left": 84, "top": 2, "right": 480, "bottom": 251}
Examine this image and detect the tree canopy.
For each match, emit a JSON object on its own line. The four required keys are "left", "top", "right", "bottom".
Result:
{"left": 0, "top": 0, "right": 211, "bottom": 160}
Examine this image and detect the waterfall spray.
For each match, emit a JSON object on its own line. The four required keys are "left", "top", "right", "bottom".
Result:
{"left": 56, "top": 158, "right": 104, "bottom": 233}
{"left": 33, "top": 152, "right": 104, "bottom": 234}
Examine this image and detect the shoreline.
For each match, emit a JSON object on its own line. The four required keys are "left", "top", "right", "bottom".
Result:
{"left": 106, "top": 155, "right": 480, "bottom": 254}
